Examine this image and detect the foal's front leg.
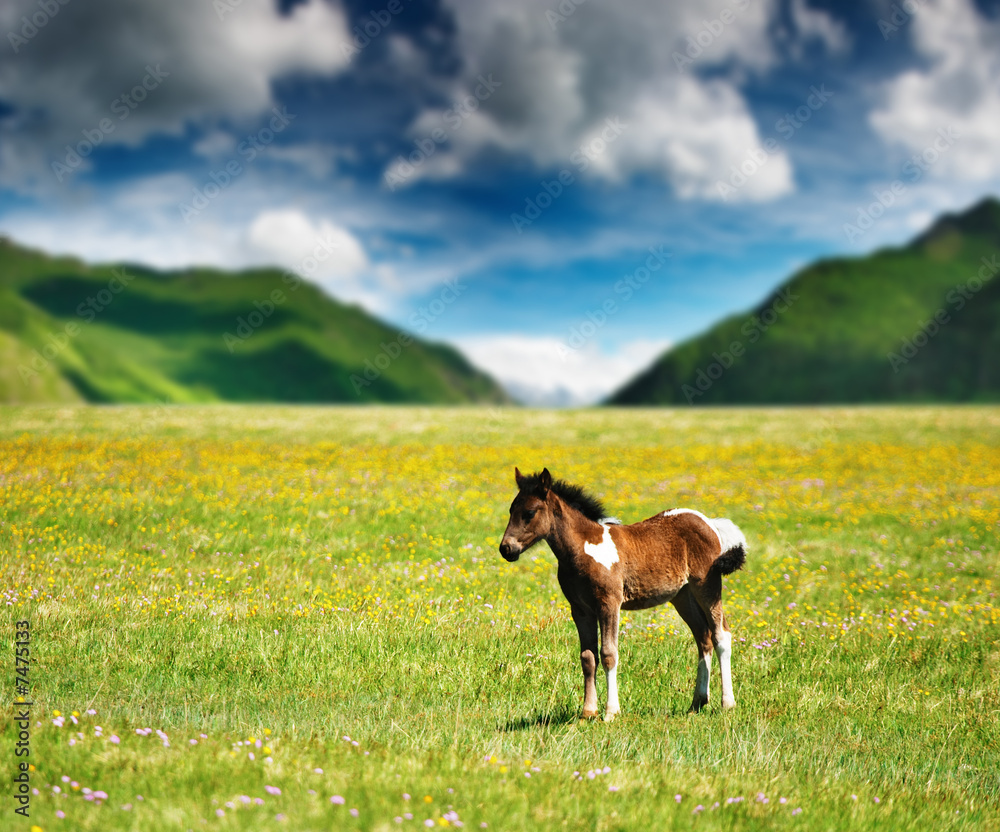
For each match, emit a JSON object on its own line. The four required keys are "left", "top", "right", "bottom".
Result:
{"left": 599, "top": 605, "right": 621, "bottom": 722}
{"left": 571, "top": 606, "right": 599, "bottom": 719}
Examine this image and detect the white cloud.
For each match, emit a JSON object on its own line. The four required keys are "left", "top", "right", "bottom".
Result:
{"left": 0, "top": 175, "right": 230, "bottom": 267}
{"left": 0, "top": 197, "right": 398, "bottom": 314}
{"left": 0, "top": 0, "right": 351, "bottom": 190}
{"left": 453, "top": 334, "right": 670, "bottom": 406}
{"left": 789, "top": 0, "right": 850, "bottom": 54}
{"left": 904, "top": 208, "right": 935, "bottom": 232}
{"left": 870, "top": 0, "right": 1000, "bottom": 180}
{"left": 245, "top": 208, "right": 394, "bottom": 311}
{"left": 265, "top": 143, "right": 348, "bottom": 179}
{"left": 385, "top": 0, "right": 795, "bottom": 202}
{"left": 623, "top": 76, "right": 794, "bottom": 201}
{"left": 192, "top": 131, "right": 238, "bottom": 159}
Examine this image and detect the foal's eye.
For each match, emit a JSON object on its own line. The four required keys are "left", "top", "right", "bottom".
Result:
{"left": 524, "top": 509, "right": 537, "bottom": 521}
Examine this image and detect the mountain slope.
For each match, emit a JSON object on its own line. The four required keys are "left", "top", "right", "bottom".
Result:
{"left": 609, "top": 197, "right": 1000, "bottom": 405}
{"left": 0, "top": 238, "right": 508, "bottom": 404}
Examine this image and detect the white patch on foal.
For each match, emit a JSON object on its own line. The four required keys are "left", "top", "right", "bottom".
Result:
{"left": 715, "top": 629, "right": 735, "bottom": 709}
{"left": 584, "top": 524, "right": 619, "bottom": 570}
{"left": 662, "top": 508, "right": 746, "bottom": 554}
{"left": 711, "top": 518, "right": 746, "bottom": 555}
{"left": 605, "top": 666, "right": 620, "bottom": 720}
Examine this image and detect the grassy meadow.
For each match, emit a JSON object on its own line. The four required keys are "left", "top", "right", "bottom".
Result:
{"left": 2, "top": 405, "right": 998, "bottom": 831}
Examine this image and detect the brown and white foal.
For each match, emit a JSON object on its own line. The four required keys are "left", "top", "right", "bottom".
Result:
{"left": 499, "top": 467, "right": 747, "bottom": 721}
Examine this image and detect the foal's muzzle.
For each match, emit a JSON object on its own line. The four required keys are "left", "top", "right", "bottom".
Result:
{"left": 499, "top": 541, "right": 520, "bottom": 562}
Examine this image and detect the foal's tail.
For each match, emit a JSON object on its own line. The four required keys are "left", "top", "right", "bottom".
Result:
{"left": 708, "top": 518, "right": 747, "bottom": 575}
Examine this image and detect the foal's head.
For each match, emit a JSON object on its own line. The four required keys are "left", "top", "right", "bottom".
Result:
{"left": 499, "top": 467, "right": 554, "bottom": 562}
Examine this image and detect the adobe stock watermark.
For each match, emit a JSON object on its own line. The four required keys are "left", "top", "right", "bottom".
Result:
{"left": 133, "top": 397, "right": 174, "bottom": 433}
{"left": 672, "top": 0, "right": 752, "bottom": 73}
{"left": 384, "top": 74, "right": 502, "bottom": 191}
{"left": 51, "top": 64, "right": 170, "bottom": 182}
{"left": 179, "top": 105, "right": 295, "bottom": 223}
{"left": 887, "top": 254, "right": 998, "bottom": 372}
{"left": 212, "top": 0, "right": 244, "bottom": 19}
{"left": 546, "top": 0, "right": 587, "bottom": 29}
{"left": 510, "top": 116, "right": 627, "bottom": 233}
{"left": 18, "top": 268, "right": 136, "bottom": 384}
{"left": 13, "top": 618, "right": 32, "bottom": 819}
{"left": 471, "top": 406, "right": 507, "bottom": 444}
{"left": 222, "top": 232, "right": 344, "bottom": 351}
{"left": 350, "top": 277, "right": 466, "bottom": 395}
{"left": 7, "top": 0, "right": 71, "bottom": 53}
{"left": 843, "top": 126, "right": 960, "bottom": 243}
{"left": 877, "top": 0, "right": 927, "bottom": 39}
{"left": 717, "top": 84, "right": 833, "bottom": 200}
{"left": 682, "top": 286, "right": 798, "bottom": 404}
{"left": 555, "top": 245, "right": 671, "bottom": 360}
{"left": 338, "top": 0, "right": 413, "bottom": 58}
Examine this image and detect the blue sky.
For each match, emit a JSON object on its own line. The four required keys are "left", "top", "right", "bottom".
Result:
{"left": 2, "top": 0, "right": 999, "bottom": 403}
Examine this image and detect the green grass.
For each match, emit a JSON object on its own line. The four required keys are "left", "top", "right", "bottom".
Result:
{"left": 1, "top": 405, "right": 998, "bottom": 831}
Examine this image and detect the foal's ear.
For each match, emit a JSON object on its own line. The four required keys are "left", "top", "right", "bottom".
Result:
{"left": 539, "top": 467, "right": 552, "bottom": 493}
{"left": 514, "top": 467, "right": 525, "bottom": 489}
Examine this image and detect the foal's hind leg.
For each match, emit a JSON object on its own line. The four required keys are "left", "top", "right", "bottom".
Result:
{"left": 671, "top": 586, "right": 714, "bottom": 713}
{"left": 690, "top": 573, "right": 736, "bottom": 710}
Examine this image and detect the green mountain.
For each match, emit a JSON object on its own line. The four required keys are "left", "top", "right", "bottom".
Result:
{"left": 609, "top": 197, "right": 1000, "bottom": 405}
{"left": 0, "top": 238, "right": 508, "bottom": 404}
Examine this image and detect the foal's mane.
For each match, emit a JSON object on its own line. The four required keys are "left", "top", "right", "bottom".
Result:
{"left": 519, "top": 472, "right": 609, "bottom": 522}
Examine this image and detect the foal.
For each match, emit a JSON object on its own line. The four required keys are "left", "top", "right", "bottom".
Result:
{"left": 499, "top": 467, "right": 747, "bottom": 721}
